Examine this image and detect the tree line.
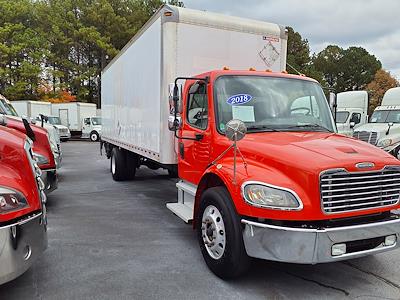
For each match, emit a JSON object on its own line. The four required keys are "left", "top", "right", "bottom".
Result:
{"left": 286, "top": 27, "right": 399, "bottom": 112}
{"left": 0, "top": 1, "right": 398, "bottom": 111}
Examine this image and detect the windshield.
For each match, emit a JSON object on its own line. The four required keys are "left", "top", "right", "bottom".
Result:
{"left": 214, "top": 76, "right": 335, "bottom": 133}
{"left": 0, "top": 98, "right": 18, "bottom": 116}
{"left": 370, "top": 110, "right": 400, "bottom": 123}
{"left": 91, "top": 117, "right": 101, "bottom": 125}
{"left": 48, "top": 116, "right": 62, "bottom": 125}
{"left": 336, "top": 111, "right": 349, "bottom": 123}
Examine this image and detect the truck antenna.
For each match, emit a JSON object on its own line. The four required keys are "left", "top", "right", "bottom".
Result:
{"left": 286, "top": 62, "right": 303, "bottom": 75}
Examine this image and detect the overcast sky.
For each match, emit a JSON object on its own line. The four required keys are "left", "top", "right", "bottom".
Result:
{"left": 183, "top": 0, "right": 400, "bottom": 80}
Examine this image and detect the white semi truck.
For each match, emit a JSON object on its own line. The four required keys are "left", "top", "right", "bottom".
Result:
{"left": 336, "top": 91, "right": 368, "bottom": 136}
{"left": 353, "top": 87, "right": 400, "bottom": 159}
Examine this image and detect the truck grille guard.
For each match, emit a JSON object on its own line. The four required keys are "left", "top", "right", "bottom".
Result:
{"left": 320, "top": 166, "right": 400, "bottom": 214}
{"left": 353, "top": 131, "right": 378, "bottom": 145}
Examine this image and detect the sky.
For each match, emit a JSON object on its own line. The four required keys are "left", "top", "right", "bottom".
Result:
{"left": 183, "top": 0, "right": 400, "bottom": 80}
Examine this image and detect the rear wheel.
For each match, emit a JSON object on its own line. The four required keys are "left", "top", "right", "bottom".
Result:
{"left": 196, "top": 187, "right": 250, "bottom": 279}
{"left": 111, "top": 148, "right": 128, "bottom": 181}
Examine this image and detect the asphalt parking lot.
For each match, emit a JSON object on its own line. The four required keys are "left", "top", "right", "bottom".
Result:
{"left": 2, "top": 141, "right": 400, "bottom": 299}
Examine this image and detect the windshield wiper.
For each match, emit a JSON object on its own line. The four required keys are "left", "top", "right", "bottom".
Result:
{"left": 285, "top": 124, "right": 333, "bottom": 132}
{"left": 246, "top": 125, "right": 281, "bottom": 132}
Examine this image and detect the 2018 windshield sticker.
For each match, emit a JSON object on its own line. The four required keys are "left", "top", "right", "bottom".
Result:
{"left": 226, "top": 94, "right": 253, "bottom": 105}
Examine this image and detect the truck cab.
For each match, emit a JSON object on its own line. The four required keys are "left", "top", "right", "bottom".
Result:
{"left": 0, "top": 117, "right": 47, "bottom": 285}
{"left": 0, "top": 96, "right": 58, "bottom": 194}
{"left": 167, "top": 70, "right": 400, "bottom": 277}
{"left": 336, "top": 91, "right": 368, "bottom": 136}
{"left": 44, "top": 115, "right": 71, "bottom": 142}
{"left": 82, "top": 116, "right": 101, "bottom": 141}
{"left": 353, "top": 87, "right": 400, "bottom": 159}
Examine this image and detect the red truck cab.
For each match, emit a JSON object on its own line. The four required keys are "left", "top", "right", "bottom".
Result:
{"left": 0, "top": 116, "right": 47, "bottom": 285}
{"left": 169, "top": 70, "right": 400, "bottom": 278}
{"left": 0, "top": 95, "right": 58, "bottom": 194}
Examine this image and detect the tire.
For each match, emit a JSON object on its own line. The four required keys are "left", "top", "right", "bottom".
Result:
{"left": 111, "top": 148, "right": 128, "bottom": 181}
{"left": 126, "top": 152, "right": 138, "bottom": 180}
{"left": 90, "top": 131, "right": 99, "bottom": 142}
{"left": 196, "top": 187, "right": 250, "bottom": 279}
{"left": 167, "top": 168, "right": 178, "bottom": 178}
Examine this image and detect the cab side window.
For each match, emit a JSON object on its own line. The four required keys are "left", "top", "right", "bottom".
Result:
{"left": 84, "top": 118, "right": 90, "bottom": 125}
{"left": 187, "top": 83, "right": 208, "bottom": 130}
{"left": 350, "top": 113, "right": 361, "bottom": 124}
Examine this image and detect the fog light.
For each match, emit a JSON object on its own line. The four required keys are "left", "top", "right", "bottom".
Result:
{"left": 332, "top": 243, "right": 347, "bottom": 256}
{"left": 385, "top": 235, "right": 396, "bottom": 246}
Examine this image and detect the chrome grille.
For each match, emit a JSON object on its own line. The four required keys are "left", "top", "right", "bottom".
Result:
{"left": 320, "top": 166, "right": 400, "bottom": 214}
{"left": 353, "top": 131, "right": 378, "bottom": 145}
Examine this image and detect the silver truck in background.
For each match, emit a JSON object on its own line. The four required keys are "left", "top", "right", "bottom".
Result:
{"left": 336, "top": 91, "right": 368, "bottom": 136}
{"left": 353, "top": 87, "right": 400, "bottom": 159}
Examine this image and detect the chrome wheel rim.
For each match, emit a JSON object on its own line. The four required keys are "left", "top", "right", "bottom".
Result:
{"left": 91, "top": 133, "right": 97, "bottom": 141}
{"left": 201, "top": 205, "right": 226, "bottom": 260}
{"left": 111, "top": 155, "right": 116, "bottom": 174}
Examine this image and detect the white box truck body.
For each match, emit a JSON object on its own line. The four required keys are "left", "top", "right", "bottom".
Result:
{"left": 353, "top": 87, "right": 400, "bottom": 158}
{"left": 335, "top": 91, "right": 369, "bottom": 136}
{"left": 11, "top": 101, "right": 52, "bottom": 119}
{"left": 101, "top": 5, "right": 287, "bottom": 165}
{"left": 52, "top": 102, "right": 97, "bottom": 132}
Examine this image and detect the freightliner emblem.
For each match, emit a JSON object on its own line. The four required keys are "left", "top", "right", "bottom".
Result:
{"left": 355, "top": 162, "right": 375, "bottom": 169}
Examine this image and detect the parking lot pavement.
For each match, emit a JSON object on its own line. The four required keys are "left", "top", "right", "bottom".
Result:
{"left": 2, "top": 141, "right": 400, "bottom": 299}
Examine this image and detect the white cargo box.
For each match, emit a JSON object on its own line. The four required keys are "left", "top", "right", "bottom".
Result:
{"left": 11, "top": 100, "right": 52, "bottom": 118}
{"left": 101, "top": 5, "right": 288, "bottom": 165}
{"left": 337, "top": 91, "right": 368, "bottom": 112}
{"left": 52, "top": 102, "right": 97, "bottom": 131}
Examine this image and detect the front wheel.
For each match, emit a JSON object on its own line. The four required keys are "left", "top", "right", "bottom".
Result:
{"left": 394, "top": 146, "right": 400, "bottom": 160}
{"left": 90, "top": 131, "right": 99, "bottom": 142}
{"left": 196, "top": 187, "right": 250, "bottom": 279}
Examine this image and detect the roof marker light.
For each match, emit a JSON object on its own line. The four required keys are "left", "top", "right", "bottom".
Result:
{"left": 249, "top": 67, "right": 256, "bottom": 71}
{"left": 223, "top": 66, "right": 230, "bottom": 70}
{"left": 265, "top": 69, "right": 272, "bottom": 72}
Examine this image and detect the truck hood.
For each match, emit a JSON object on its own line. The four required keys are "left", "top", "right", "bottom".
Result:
{"left": 53, "top": 124, "right": 69, "bottom": 131}
{"left": 355, "top": 123, "right": 400, "bottom": 138}
{"left": 238, "top": 131, "right": 398, "bottom": 173}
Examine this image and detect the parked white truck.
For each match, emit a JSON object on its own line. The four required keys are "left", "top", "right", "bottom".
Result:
{"left": 52, "top": 102, "right": 101, "bottom": 140}
{"left": 353, "top": 87, "right": 400, "bottom": 159}
{"left": 100, "top": 5, "right": 400, "bottom": 279}
{"left": 11, "top": 100, "right": 71, "bottom": 142}
{"left": 336, "top": 91, "right": 368, "bottom": 136}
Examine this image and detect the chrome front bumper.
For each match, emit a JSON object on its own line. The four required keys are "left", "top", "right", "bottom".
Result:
{"left": 0, "top": 213, "right": 47, "bottom": 285}
{"left": 242, "top": 216, "right": 400, "bottom": 264}
{"left": 40, "top": 169, "right": 58, "bottom": 194}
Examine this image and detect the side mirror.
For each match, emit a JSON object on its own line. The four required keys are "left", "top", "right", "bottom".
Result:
{"left": 329, "top": 92, "right": 336, "bottom": 113}
{"left": 349, "top": 121, "right": 355, "bottom": 129}
{"left": 168, "top": 115, "right": 182, "bottom": 131}
{"left": 0, "top": 114, "right": 6, "bottom": 126}
{"left": 386, "top": 122, "right": 394, "bottom": 135}
{"left": 225, "top": 119, "right": 247, "bottom": 142}
{"left": 169, "top": 83, "right": 183, "bottom": 114}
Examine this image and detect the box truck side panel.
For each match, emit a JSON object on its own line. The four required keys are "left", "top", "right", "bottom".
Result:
{"left": 175, "top": 23, "right": 285, "bottom": 76}
{"left": 77, "top": 104, "right": 96, "bottom": 131}
{"left": 102, "top": 17, "right": 162, "bottom": 160}
{"left": 11, "top": 101, "right": 28, "bottom": 116}
{"left": 30, "top": 102, "right": 51, "bottom": 118}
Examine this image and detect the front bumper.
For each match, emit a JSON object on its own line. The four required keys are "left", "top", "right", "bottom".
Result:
{"left": 242, "top": 215, "right": 400, "bottom": 264}
{"left": 40, "top": 169, "right": 58, "bottom": 194}
{"left": 0, "top": 213, "right": 47, "bottom": 285}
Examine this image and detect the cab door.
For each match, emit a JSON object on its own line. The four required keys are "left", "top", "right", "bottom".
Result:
{"left": 178, "top": 81, "right": 211, "bottom": 184}
{"left": 82, "top": 118, "right": 91, "bottom": 137}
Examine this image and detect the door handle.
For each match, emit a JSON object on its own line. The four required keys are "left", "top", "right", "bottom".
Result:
{"left": 195, "top": 133, "right": 204, "bottom": 141}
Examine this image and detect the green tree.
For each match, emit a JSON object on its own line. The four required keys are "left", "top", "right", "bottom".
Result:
{"left": 312, "top": 45, "right": 381, "bottom": 92}
{"left": 0, "top": 0, "right": 48, "bottom": 100}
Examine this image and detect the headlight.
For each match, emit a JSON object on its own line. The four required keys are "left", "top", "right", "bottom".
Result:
{"left": 377, "top": 139, "right": 392, "bottom": 148}
{"left": 32, "top": 152, "right": 49, "bottom": 166}
{"left": 242, "top": 182, "right": 303, "bottom": 210}
{"left": 0, "top": 187, "right": 29, "bottom": 214}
